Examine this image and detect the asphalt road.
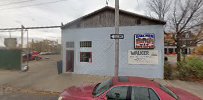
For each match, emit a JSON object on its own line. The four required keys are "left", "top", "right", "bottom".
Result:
{"left": 0, "top": 55, "right": 203, "bottom": 99}
{"left": 0, "top": 93, "right": 58, "bottom": 100}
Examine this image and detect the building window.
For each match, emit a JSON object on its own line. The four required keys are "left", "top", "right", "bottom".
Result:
{"left": 66, "top": 42, "right": 74, "bottom": 48}
{"left": 137, "top": 19, "right": 141, "bottom": 25}
{"left": 80, "top": 52, "right": 92, "bottom": 63}
{"left": 185, "top": 33, "right": 189, "bottom": 38}
{"left": 80, "top": 41, "right": 92, "bottom": 48}
{"left": 164, "top": 48, "right": 167, "bottom": 54}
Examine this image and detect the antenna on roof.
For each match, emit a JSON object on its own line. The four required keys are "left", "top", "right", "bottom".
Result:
{"left": 106, "top": 0, "right": 109, "bottom": 6}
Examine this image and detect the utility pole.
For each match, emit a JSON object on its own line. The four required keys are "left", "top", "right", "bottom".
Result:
{"left": 9, "top": 32, "right": 11, "bottom": 38}
{"left": 115, "top": 0, "right": 119, "bottom": 77}
{"left": 26, "top": 29, "right": 29, "bottom": 66}
{"left": 106, "top": 0, "right": 109, "bottom": 6}
{"left": 21, "top": 25, "right": 24, "bottom": 48}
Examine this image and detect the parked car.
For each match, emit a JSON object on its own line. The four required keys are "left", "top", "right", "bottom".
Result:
{"left": 31, "top": 51, "right": 42, "bottom": 60}
{"left": 40, "top": 52, "right": 51, "bottom": 55}
{"left": 40, "top": 52, "right": 55, "bottom": 55}
{"left": 22, "top": 51, "right": 42, "bottom": 62}
{"left": 58, "top": 76, "right": 201, "bottom": 100}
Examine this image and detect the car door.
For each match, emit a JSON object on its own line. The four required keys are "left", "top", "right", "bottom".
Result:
{"left": 105, "top": 86, "right": 131, "bottom": 100}
{"left": 131, "top": 87, "right": 160, "bottom": 100}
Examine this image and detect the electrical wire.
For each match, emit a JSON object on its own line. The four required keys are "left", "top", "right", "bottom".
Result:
{"left": 0, "top": 30, "right": 20, "bottom": 32}
{"left": 0, "top": 0, "right": 67, "bottom": 11}
{"left": 0, "top": 0, "right": 38, "bottom": 7}
{"left": 0, "top": 25, "right": 62, "bottom": 31}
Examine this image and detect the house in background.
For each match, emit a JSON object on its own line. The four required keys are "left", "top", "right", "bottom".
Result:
{"left": 164, "top": 32, "right": 197, "bottom": 55}
{"left": 61, "top": 6, "right": 166, "bottom": 78}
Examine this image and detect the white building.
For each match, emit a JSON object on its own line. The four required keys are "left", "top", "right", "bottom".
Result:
{"left": 61, "top": 7, "right": 166, "bottom": 78}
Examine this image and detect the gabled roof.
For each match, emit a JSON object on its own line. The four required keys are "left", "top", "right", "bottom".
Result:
{"left": 62, "top": 6, "right": 166, "bottom": 29}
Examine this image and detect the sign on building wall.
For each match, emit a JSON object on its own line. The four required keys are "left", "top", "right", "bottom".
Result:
{"left": 134, "top": 34, "right": 155, "bottom": 49}
{"left": 128, "top": 50, "right": 158, "bottom": 64}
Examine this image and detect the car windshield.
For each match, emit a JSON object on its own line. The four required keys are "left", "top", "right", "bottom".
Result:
{"left": 160, "top": 85, "right": 178, "bottom": 100}
{"left": 93, "top": 78, "right": 113, "bottom": 97}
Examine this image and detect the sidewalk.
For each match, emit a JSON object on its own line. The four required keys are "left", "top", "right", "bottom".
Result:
{"left": 155, "top": 79, "right": 203, "bottom": 99}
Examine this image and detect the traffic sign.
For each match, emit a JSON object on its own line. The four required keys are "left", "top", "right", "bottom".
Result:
{"left": 110, "top": 34, "right": 124, "bottom": 39}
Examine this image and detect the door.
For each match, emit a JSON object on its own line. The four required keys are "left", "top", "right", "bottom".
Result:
{"left": 131, "top": 87, "right": 160, "bottom": 100}
{"left": 105, "top": 86, "right": 131, "bottom": 100}
{"left": 66, "top": 50, "right": 74, "bottom": 72}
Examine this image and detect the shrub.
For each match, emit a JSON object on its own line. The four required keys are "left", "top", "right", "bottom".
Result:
{"left": 164, "top": 62, "right": 173, "bottom": 80}
{"left": 195, "top": 45, "right": 203, "bottom": 55}
{"left": 178, "top": 56, "right": 203, "bottom": 80}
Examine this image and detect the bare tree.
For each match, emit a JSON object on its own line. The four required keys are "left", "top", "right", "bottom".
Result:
{"left": 192, "top": 24, "right": 203, "bottom": 44}
{"left": 30, "top": 39, "right": 60, "bottom": 53}
{"left": 169, "top": 0, "right": 203, "bottom": 62}
{"left": 146, "top": 0, "right": 171, "bottom": 20}
{"left": 146, "top": 0, "right": 203, "bottom": 62}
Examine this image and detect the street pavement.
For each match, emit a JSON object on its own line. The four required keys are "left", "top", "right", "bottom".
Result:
{"left": 0, "top": 55, "right": 203, "bottom": 99}
{"left": 0, "top": 93, "right": 58, "bottom": 100}
{"left": 0, "top": 83, "right": 59, "bottom": 100}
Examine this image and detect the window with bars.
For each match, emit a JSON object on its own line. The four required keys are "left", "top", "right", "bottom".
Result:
{"left": 80, "top": 41, "right": 92, "bottom": 48}
{"left": 80, "top": 52, "right": 92, "bottom": 63}
{"left": 66, "top": 42, "right": 74, "bottom": 48}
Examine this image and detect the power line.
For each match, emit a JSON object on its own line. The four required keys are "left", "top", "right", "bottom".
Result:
{"left": 0, "top": 0, "right": 38, "bottom": 7}
{"left": 0, "top": 0, "right": 67, "bottom": 11}
{"left": 0, "top": 25, "right": 62, "bottom": 31}
{"left": 0, "top": 30, "right": 20, "bottom": 32}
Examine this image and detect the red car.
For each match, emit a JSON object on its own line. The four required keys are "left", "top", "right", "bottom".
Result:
{"left": 58, "top": 76, "right": 201, "bottom": 100}
{"left": 23, "top": 51, "right": 42, "bottom": 62}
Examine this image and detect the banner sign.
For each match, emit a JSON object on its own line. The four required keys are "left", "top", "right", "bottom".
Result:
{"left": 128, "top": 50, "right": 158, "bottom": 64}
{"left": 134, "top": 34, "right": 155, "bottom": 49}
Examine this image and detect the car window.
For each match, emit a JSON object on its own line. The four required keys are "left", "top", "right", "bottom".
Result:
{"left": 149, "top": 89, "right": 160, "bottom": 100}
{"left": 106, "top": 86, "right": 129, "bottom": 100}
{"left": 132, "top": 87, "right": 150, "bottom": 100}
{"left": 94, "top": 78, "right": 113, "bottom": 97}
{"left": 131, "top": 87, "right": 160, "bottom": 100}
{"left": 159, "top": 85, "right": 178, "bottom": 100}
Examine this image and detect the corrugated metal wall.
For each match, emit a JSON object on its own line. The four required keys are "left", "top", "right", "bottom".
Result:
{"left": 0, "top": 49, "right": 21, "bottom": 70}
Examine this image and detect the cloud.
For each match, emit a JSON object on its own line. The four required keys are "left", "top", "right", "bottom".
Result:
{"left": 0, "top": 0, "right": 147, "bottom": 46}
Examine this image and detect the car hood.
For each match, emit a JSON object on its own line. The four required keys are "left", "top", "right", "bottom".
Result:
{"left": 60, "top": 84, "right": 96, "bottom": 100}
{"left": 167, "top": 86, "right": 201, "bottom": 100}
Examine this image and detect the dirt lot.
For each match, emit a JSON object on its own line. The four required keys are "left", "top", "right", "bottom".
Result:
{"left": 0, "top": 54, "right": 109, "bottom": 93}
{"left": 0, "top": 54, "right": 203, "bottom": 99}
